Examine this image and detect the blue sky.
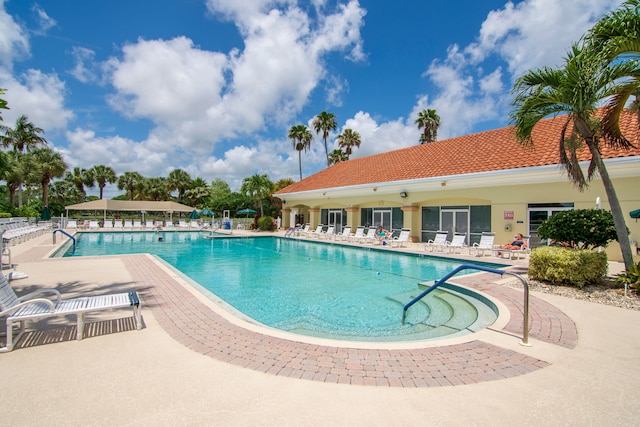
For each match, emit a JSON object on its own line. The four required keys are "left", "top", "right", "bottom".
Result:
{"left": 0, "top": 0, "right": 622, "bottom": 196}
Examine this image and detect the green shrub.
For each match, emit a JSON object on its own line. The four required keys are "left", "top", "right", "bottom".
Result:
{"left": 614, "top": 262, "right": 640, "bottom": 290}
{"left": 0, "top": 212, "right": 11, "bottom": 218}
{"left": 257, "top": 216, "right": 275, "bottom": 231}
{"left": 528, "top": 246, "right": 608, "bottom": 288}
{"left": 537, "top": 208, "right": 619, "bottom": 249}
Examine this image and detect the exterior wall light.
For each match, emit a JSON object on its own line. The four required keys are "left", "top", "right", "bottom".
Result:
{"left": 400, "top": 192, "right": 408, "bottom": 198}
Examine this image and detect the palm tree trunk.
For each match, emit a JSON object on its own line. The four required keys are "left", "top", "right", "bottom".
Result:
{"left": 17, "top": 181, "right": 23, "bottom": 208}
{"left": 298, "top": 151, "right": 303, "bottom": 181}
{"left": 591, "top": 147, "right": 634, "bottom": 269}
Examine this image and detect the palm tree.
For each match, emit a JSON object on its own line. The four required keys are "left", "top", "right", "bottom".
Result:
{"left": 144, "top": 177, "right": 169, "bottom": 201}
{"left": 241, "top": 173, "right": 274, "bottom": 217}
{"left": 510, "top": 43, "right": 638, "bottom": 269}
{"left": 166, "top": 168, "right": 192, "bottom": 203}
{"left": 288, "top": 124, "right": 312, "bottom": 181}
{"left": 0, "top": 115, "right": 47, "bottom": 207}
{"left": 328, "top": 149, "right": 349, "bottom": 165}
{"left": 415, "top": 109, "right": 441, "bottom": 144}
{"left": 312, "top": 111, "right": 337, "bottom": 167}
{"left": 117, "top": 171, "right": 144, "bottom": 201}
{"left": 336, "top": 128, "right": 361, "bottom": 158}
{"left": 584, "top": 0, "right": 640, "bottom": 147}
{"left": 64, "top": 167, "right": 95, "bottom": 202}
{"left": 0, "top": 152, "right": 25, "bottom": 207}
{"left": 0, "top": 88, "right": 8, "bottom": 121}
{"left": 30, "top": 147, "right": 67, "bottom": 208}
{"left": 90, "top": 165, "right": 117, "bottom": 199}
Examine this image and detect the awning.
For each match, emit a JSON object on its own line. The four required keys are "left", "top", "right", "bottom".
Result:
{"left": 631, "top": 209, "right": 640, "bottom": 219}
{"left": 65, "top": 200, "right": 195, "bottom": 212}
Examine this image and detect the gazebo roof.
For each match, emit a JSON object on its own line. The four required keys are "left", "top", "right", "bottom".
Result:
{"left": 65, "top": 200, "right": 195, "bottom": 212}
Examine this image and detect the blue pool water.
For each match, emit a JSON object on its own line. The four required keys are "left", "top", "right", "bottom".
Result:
{"left": 60, "top": 232, "right": 502, "bottom": 341}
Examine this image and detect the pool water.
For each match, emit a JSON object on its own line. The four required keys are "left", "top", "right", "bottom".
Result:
{"left": 61, "top": 232, "right": 501, "bottom": 342}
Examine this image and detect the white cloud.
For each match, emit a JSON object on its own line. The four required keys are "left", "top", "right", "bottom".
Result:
{"left": 0, "top": 69, "right": 73, "bottom": 131}
{"left": 339, "top": 111, "right": 419, "bottom": 158}
{"left": 31, "top": 4, "right": 57, "bottom": 35}
{"left": 0, "top": 0, "right": 29, "bottom": 70}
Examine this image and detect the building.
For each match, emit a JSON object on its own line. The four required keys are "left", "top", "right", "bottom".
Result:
{"left": 274, "top": 111, "right": 640, "bottom": 263}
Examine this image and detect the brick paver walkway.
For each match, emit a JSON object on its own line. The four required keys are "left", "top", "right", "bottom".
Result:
{"left": 118, "top": 254, "right": 576, "bottom": 388}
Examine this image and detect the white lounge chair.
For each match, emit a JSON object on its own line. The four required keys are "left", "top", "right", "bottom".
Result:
{"left": 0, "top": 273, "right": 142, "bottom": 352}
{"left": 308, "top": 225, "right": 324, "bottom": 239}
{"left": 123, "top": 220, "right": 133, "bottom": 229}
{"left": 389, "top": 228, "right": 411, "bottom": 248}
{"left": 103, "top": 220, "right": 113, "bottom": 229}
{"left": 420, "top": 231, "right": 449, "bottom": 252}
{"left": 471, "top": 232, "right": 495, "bottom": 256}
{"left": 133, "top": 220, "right": 142, "bottom": 229}
{"left": 297, "top": 224, "right": 310, "bottom": 237}
{"left": 88, "top": 220, "right": 100, "bottom": 229}
{"left": 348, "top": 226, "right": 366, "bottom": 243}
{"left": 179, "top": 220, "right": 188, "bottom": 229}
{"left": 145, "top": 221, "right": 154, "bottom": 229}
{"left": 320, "top": 226, "right": 335, "bottom": 239}
{"left": 359, "top": 227, "right": 377, "bottom": 244}
{"left": 335, "top": 226, "right": 352, "bottom": 241}
{"left": 113, "top": 220, "right": 123, "bottom": 229}
{"left": 66, "top": 220, "right": 77, "bottom": 229}
{"left": 447, "top": 233, "right": 467, "bottom": 254}
{"left": 496, "top": 235, "right": 531, "bottom": 260}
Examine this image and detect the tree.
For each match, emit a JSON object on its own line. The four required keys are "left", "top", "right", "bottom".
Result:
{"left": 144, "top": 177, "right": 169, "bottom": 201}
{"left": 167, "top": 168, "right": 192, "bottom": 203}
{"left": 117, "top": 171, "right": 144, "bottom": 201}
{"left": 0, "top": 115, "right": 47, "bottom": 207}
{"left": 415, "top": 109, "right": 441, "bottom": 144}
{"left": 336, "top": 128, "right": 361, "bottom": 158}
{"left": 584, "top": 0, "right": 640, "bottom": 148}
{"left": 30, "top": 147, "right": 67, "bottom": 208}
{"left": 537, "top": 209, "right": 619, "bottom": 250}
{"left": 510, "top": 43, "right": 638, "bottom": 269}
{"left": 185, "top": 178, "right": 210, "bottom": 207}
{"left": 90, "top": 165, "right": 117, "bottom": 199}
{"left": 241, "top": 173, "right": 274, "bottom": 217}
{"left": 274, "top": 177, "right": 295, "bottom": 192}
{"left": 0, "top": 88, "right": 8, "bottom": 121}
{"left": 328, "top": 149, "right": 348, "bottom": 165}
{"left": 64, "top": 167, "right": 95, "bottom": 202}
{"left": 312, "top": 111, "right": 337, "bottom": 167}
{"left": 288, "top": 124, "right": 312, "bottom": 181}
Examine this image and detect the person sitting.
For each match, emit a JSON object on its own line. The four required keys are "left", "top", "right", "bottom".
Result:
{"left": 376, "top": 225, "right": 390, "bottom": 241}
{"left": 501, "top": 233, "right": 526, "bottom": 250}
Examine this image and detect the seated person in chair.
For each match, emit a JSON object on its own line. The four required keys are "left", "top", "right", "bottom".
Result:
{"left": 501, "top": 233, "right": 526, "bottom": 250}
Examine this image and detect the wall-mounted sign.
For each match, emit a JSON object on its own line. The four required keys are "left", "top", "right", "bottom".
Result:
{"left": 504, "top": 210, "right": 514, "bottom": 220}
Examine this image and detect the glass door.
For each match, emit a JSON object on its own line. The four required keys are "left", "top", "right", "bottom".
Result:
{"left": 328, "top": 209, "right": 344, "bottom": 233}
{"left": 373, "top": 209, "right": 392, "bottom": 231}
{"left": 440, "top": 208, "right": 469, "bottom": 240}
{"left": 528, "top": 206, "right": 573, "bottom": 247}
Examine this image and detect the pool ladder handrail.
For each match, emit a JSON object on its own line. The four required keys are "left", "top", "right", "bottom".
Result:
{"left": 53, "top": 229, "right": 76, "bottom": 253}
{"left": 402, "top": 263, "right": 531, "bottom": 346}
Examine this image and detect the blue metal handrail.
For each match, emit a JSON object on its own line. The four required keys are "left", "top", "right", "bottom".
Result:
{"left": 53, "top": 229, "right": 76, "bottom": 253}
{"left": 402, "top": 263, "right": 531, "bottom": 346}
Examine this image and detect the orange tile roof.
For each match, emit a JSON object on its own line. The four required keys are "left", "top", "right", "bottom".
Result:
{"left": 276, "top": 110, "right": 640, "bottom": 195}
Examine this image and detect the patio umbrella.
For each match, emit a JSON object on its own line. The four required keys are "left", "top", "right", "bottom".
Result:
{"left": 40, "top": 206, "right": 51, "bottom": 221}
{"left": 199, "top": 209, "right": 215, "bottom": 226}
{"left": 237, "top": 208, "right": 256, "bottom": 218}
{"left": 189, "top": 210, "right": 200, "bottom": 219}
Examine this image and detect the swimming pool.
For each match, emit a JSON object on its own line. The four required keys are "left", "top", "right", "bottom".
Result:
{"left": 59, "top": 232, "right": 503, "bottom": 342}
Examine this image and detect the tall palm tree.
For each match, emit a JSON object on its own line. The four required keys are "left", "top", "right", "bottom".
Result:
{"left": 144, "top": 177, "right": 169, "bottom": 201}
{"left": 288, "top": 124, "right": 312, "bottom": 181}
{"left": 166, "top": 168, "right": 192, "bottom": 203}
{"left": 0, "top": 115, "right": 47, "bottom": 207}
{"left": 0, "top": 88, "right": 8, "bottom": 121}
{"left": 30, "top": 147, "right": 67, "bottom": 208}
{"left": 328, "top": 149, "right": 349, "bottom": 165}
{"left": 0, "top": 152, "right": 25, "bottom": 207}
{"left": 415, "top": 109, "right": 441, "bottom": 144}
{"left": 312, "top": 111, "right": 337, "bottom": 167}
{"left": 117, "top": 171, "right": 144, "bottom": 201}
{"left": 241, "top": 173, "right": 274, "bottom": 217}
{"left": 336, "top": 128, "right": 361, "bottom": 158}
{"left": 584, "top": 0, "right": 640, "bottom": 147}
{"left": 64, "top": 167, "right": 95, "bottom": 202}
{"left": 90, "top": 165, "right": 117, "bottom": 199}
{"left": 510, "top": 43, "right": 638, "bottom": 269}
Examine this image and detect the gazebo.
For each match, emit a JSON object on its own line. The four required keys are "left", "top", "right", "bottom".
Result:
{"left": 65, "top": 200, "right": 196, "bottom": 224}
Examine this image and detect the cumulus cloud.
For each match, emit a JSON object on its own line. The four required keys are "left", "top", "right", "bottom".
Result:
{"left": 0, "top": 0, "right": 29, "bottom": 70}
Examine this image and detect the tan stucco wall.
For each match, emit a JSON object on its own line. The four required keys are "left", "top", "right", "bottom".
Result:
{"left": 281, "top": 176, "right": 640, "bottom": 263}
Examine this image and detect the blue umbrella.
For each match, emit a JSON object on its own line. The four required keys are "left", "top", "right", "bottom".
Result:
{"left": 41, "top": 206, "right": 51, "bottom": 221}
{"left": 237, "top": 208, "right": 256, "bottom": 218}
{"left": 189, "top": 210, "right": 200, "bottom": 219}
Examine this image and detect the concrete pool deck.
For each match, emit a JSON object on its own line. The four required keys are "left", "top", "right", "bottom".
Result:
{"left": 1, "top": 230, "right": 639, "bottom": 426}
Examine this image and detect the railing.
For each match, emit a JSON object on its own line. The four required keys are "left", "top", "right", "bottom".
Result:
{"left": 53, "top": 229, "right": 76, "bottom": 253}
{"left": 402, "top": 263, "right": 531, "bottom": 346}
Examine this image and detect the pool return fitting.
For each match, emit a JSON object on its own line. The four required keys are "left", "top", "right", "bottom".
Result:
{"left": 402, "top": 263, "right": 531, "bottom": 346}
